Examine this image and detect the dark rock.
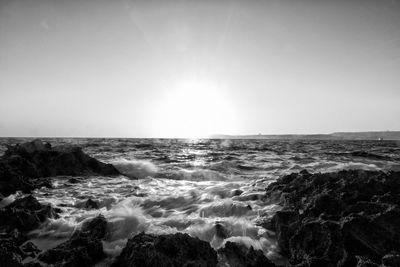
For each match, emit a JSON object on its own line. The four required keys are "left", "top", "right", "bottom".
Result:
{"left": 269, "top": 210, "right": 299, "bottom": 254}
{"left": 80, "top": 214, "right": 107, "bottom": 240}
{"left": 68, "top": 177, "right": 79, "bottom": 184}
{"left": 112, "top": 232, "right": 218, "bottom": 267}
{"left": 0, "top": 196, "right": 57, "bottom": 267}
{"left": 214, "top": 222, "right": 228, "bottom": 239}
{"left": 38, "top": 215, "right": 107, "bottom": 267}
{"left": 0, "top": 229, "right": 28, "bottom": 246}
{"left": 355, "top": 256, "right": 379, "bottom": 267}
{"left": 263, "top": 170, "right": 400, "bottom": 266}
{"left": 289, "top": 220, "right": 343, "bottom": 266}
{"left": 217, "top": 241, "right": 276, "bottom": 267}
{"left": 231, "top": 189, "right": 243, "bottom": 196}
{"left": 0, "top": 140, "right": 120, "bottom": 196}
{"left": 0, "top": 235, "right": 24, "bottom": 267}
{"left": 382, "top": 253, "right": 400, "bottom": 267}
{"left": 84, "top": 198, "right": 99, "bottom": 209}
{"left": 0, "top": 195, "right": 59, "bottom": 233}
{"left": 20, "top": 242, "right": 41, "bottom": 258}
{"left": 23, "top": 262, "right": 44, "bottom": 267}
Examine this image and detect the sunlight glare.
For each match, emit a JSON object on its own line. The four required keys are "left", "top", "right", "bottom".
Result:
{"left": 153, "top": 79, "right": 237, "bottom": 138}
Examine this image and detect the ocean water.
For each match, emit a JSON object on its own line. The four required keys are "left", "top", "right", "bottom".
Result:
{"left": 1, "top": 138, "right": 400, "bottom": 265}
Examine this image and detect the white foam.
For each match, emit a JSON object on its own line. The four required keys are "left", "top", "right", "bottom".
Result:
{"left": 112, "top": 158, "right": 158, "bottom": 179}
{"left": 0, "top": 192, "right": 22, "bottom": 208}
{"left": 104, "top": 198, "right": 149, "bottom": 241}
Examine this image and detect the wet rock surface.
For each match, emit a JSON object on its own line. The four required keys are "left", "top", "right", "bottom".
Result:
{"left": 112, "top": 232, "right": 218, "bottom": 267}
{"left": 217, "top": 241, "right": 276, "bottom": 267}
{"left": 0, "top": 195, "right": 57, "bottom": 267}
{"left": 0, "top": 195, "right": 59, "bottom": 233}
{"left": 38, "top": 214, "right": 107, "bottom": 267}
{"left": 84, "top": 198, "right": 99, "bottom": 209}
{"left": 0, "top": 234, "right": 25, "bottom": 267}
{"left": 264, "top": 169, "right": 400, "bottom": 266}
{"left": 0, "top": 140, "right": 120, "bottom": 196}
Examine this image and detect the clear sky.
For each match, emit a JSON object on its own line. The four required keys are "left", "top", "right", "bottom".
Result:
{"left": 1, "top": 0, "right": 399, "bottom": 138}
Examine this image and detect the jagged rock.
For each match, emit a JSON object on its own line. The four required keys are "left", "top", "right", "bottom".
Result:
{"left": 20, "top": 242, "right": 41, "bottom": 258}
{"left": 23, "top": 262, "right": 44, "bottom": 267}
{"left": 0, "top": 140, "right": 120, "bottom": 196}
{"left": 382, "top": 253, "right": 400, "bottom": 267}
{"left": 289, "top": 220, "right": 343, "bottom": 266}
{"left": 68, "top": 177, "right": 79, "bottom": 184}
{"left": 38, "top": 215, "right": 107, "bottom": 267}
{"left": 0, "top": 235, "right": 24, "bottom": 267}
{"left": 217, "top": 241, "right": 276, "bottom": 267}
{"left": 268, "top": 210, "right": 299, "bottom": 254}
{"left": 80, "top": 214, "right": 107, "bottom": 239}
{"left": 231, "top": 189, "right": 243, "bottom": 196}
{"left": 355, "top": 256, "right": 379, "bottom": 267}
{"left": 112, "top": 232, "right": 218, "bottom": 267}
{"left": 0, "top": 195, "right": 59, "bottom": 233}
{"left": 84, "top": 198, "right": 99, "bottom": 209}
{"left": 0, "top": 196, "right": 57, "bottom": 267}
{"left": 263, "top": 170, "right": 400, "bottom": 266}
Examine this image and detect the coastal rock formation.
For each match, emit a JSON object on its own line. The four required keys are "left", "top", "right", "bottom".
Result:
{"left": 0, "top": 140, "right": 120, "bottom": 196}
{"left": 0, "top": 195, "right": 58, "bottom": 267}
{"left": 84, "top": 198, "right": 99, "bottom": 209}
{"left": 263, "top": 169, "right": 400, "bottom": 266}
{"left": 38, "top": 214, "right": 107, "bottom": 267}
{"left": 217, "top": 241, "right": 276, "bottom": 267}
{"left": 0, "top": 235, "right": 25, "bottom": 267}
{"left": 0, "top": 195, "right": 59, "bottom": 233}
{"left": 112, "top": 232, "right": 218, "bottom": 267}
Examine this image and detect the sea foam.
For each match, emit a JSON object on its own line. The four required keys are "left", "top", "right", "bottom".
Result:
{"left": 112, "top": 158, "right": 158, "bottom": 179}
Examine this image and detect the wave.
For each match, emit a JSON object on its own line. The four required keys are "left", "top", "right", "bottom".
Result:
{"left": 104, "top": 198, "right": 148, "bottom": 241}
{"left": 112, "top": 158, "right": 158, "bottom": 179}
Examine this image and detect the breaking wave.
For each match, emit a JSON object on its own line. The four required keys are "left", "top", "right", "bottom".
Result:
{"left": 112, "top": 158, "right": 158, "bottom": 179}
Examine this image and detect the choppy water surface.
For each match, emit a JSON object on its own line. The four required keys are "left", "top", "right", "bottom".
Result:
{"left": 1, "top": 138, "right": 400, "bottom": 265}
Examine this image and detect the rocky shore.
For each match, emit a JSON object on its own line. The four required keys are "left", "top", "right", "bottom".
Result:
{"left": 0, "top": 140, "right": 120, "bottom": 197}
{"left": 1, "top": 140, "right": 400, "bottom": 266}
{"left": 263, "top": 169, "right": 400, "bottom": 267}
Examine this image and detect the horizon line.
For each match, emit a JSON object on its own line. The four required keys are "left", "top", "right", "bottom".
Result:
{"left": 0, "top": 130, "right": 399, "bottom": 139}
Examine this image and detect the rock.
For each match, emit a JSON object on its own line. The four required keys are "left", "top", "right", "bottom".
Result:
{"left": 263, "top": 170, "right": 400, "bottom": 266}
{"left": 231, "top": 189, "right": 243, "bottom": 196}
{"left": 112, "top": 232, "right": 218, "bottom": 267}
{"left": 0, "top": 140, "right": 120, "bottom": 196}
{"left": 20, "top": 242, "right": 41, "bottom": 258}
{"left": 0, "top": 235, "right": 24, "bottom": 267}
{"left": 38, "top": 215, "right": 107, "bottom": 267}
{"left": 0, "top": 196, "right": 57, "bottom": 267}
{"left": 84, "top": 198, "right": 99, "bottom": 209}
{"left": 215, "top": 223, "right": 228, "bottom": 239}
{"left": 355, "top": 256, "right": 379, "bottom": 267}
{"left": 269, "top": 210, "right": 299, "bottom": 254}
{"left": 23, "top": 262, "right": 44, "bottom": 267}
{"left": 382, "top": 253, "right": 400, "bottom": 267}
{"left": 217, "top": 241, "right": 276, "bottom": 267}
{"left": 289, "top": 220, "right": 343, "bottom": 266}
{"left": 0, "top": 195, "right": 59, "bottom": 233}
{"left": 80, "top": 214, "right": 107, "bottom": 240}
{"left": 68, "top": 177, "right": 79, "bottom": 184}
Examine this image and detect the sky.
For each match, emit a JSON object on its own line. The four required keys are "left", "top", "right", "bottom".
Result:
{"left": 0, "top": 0, "right": 400, "bottom": 138}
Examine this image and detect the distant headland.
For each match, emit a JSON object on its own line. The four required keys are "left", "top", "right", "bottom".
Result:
{"left": 211, "top": 131, "right": 400, "bottom": 140}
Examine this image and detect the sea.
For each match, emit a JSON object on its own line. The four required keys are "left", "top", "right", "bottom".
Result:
{"left": 1, "top": 138, "right": 400, "bottom": 265}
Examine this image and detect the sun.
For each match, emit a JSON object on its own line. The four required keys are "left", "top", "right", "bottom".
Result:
{"left": 152, "top": 79, "right": 238, "bottom": 138}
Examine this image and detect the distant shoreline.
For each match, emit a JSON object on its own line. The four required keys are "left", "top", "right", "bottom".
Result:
{"left": 0, "top": 131, "right": 400, "bottom": 140}
{"left": 211, "top": 131, "right": 400, "bottom": 140}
